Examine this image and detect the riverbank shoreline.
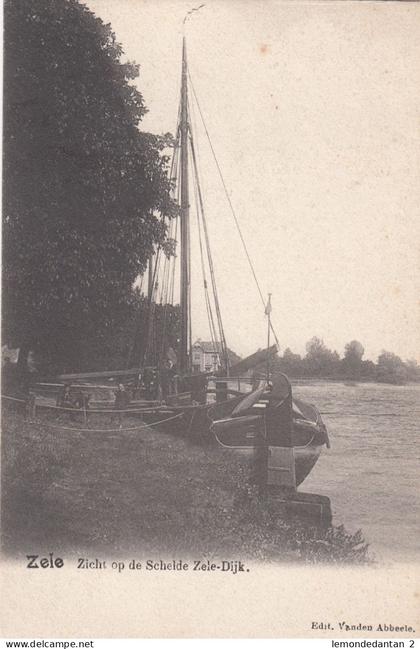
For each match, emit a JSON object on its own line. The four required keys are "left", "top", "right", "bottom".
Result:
{"left": 1, "top": 409, "right": 370, "bottom": 564}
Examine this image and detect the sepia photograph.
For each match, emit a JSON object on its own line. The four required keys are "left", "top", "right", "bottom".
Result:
{"left": 1, "top": 0, "right": 419, "bottom": 639}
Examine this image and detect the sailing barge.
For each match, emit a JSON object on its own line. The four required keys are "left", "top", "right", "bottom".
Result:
{"left": 52, "top": 37, "right": 330, "bottom": 490}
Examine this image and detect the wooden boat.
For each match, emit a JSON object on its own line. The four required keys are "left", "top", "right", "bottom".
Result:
{"left": 42, "top": 38, "right": 330, "bottom": 490}
{"left": 31, "top": 35, "right": 329, "bottom": 491}
{"left": 142, "top": 371, "right": 329, "bottom": 487}
{"left": 135, "top": 38, "right": 330, "bottom": 486}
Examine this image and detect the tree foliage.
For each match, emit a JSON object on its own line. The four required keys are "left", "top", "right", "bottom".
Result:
{"left": 3, "top": 0, "right": 176, "bottom": 370}
{"left": 271, "top": 339, "right": 418, "bottom": 384}
{"left": 342, "top": 340, "right": 365, "bottom": 378}
{"left": 376, "top": 351, "right": 408, "bottom": 385}
{"left": 405, "top": 359, "right": 420, "bottom": 382}
{"left": 71, "top": 291, "right": 182, "bottom": 374}
{"left": 344, "top": 340, "right": 365, "bottom": 362}
{"left": 304, "top": 336, "right": 341, "bottom": 377}
{"left": 277, "top": 348, "right": 304, "bottom": 377}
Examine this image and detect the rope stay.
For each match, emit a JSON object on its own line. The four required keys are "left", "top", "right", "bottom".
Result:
{"left": 187, "top": 91, "right": 229, "bottom": 372}
{"left": 188, "top": 71, "right": 280, "bottom": 347}
{"left": 141, "top": 102, "right": 183, "bottom": 368}
{"left": 2, "top": 395, "right": 416, "bottom": 419}
{"left": 188, "top": 93, "right": 219, "bottom": 361}
{"left": 40, "top": 412, "right": 184, "bottom": 433}
{"left": 191, "top": 150, "right": 219, "bottom": 355}
{"left": 146, "top": 76, "right": 231, "bottom": 374}
{"left": 189, "top": 127, "right": 230, "bottom": 373}
{"left": 140, "top": 50, "right": 282, "bottom": 374}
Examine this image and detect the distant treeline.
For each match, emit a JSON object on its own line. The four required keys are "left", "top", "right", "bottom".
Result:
{"left": 271, "top": 338, "right": 419, "bottom": 385}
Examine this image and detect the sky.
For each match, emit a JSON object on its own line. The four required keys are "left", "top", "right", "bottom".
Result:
{"left": 85, "top": 0, "right": 419, "bottom": 362}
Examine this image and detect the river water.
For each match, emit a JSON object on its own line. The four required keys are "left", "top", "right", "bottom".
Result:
{"left": 292, "top": 380, "right": 419, "bottom": 563}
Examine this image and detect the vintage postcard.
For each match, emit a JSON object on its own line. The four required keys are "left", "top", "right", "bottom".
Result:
{"left": 1, "top": 0, "right": 419, "bottom": 640}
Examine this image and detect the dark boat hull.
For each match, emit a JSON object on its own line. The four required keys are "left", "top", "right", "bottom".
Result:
{"left": 142, "top": 390, "right": 328, "bottom": 487}
{"left": 38, "top": 373, "right": 329, "bottom": 488}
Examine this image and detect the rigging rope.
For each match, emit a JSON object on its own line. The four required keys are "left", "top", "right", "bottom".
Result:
{"left": 2, "top": 395, "right": 416, "bottom": 418}
{"left": 144, "top": 120, "right": 182, "bottom": 366}
{"left": 188, "top": 72, "right": 280, "bottom": 347}
{"left": 160, "top": 216, "right": 177, "bottom": 358}
{"left": 159, "top": 146, "right": 181, "bottom": 361}
{"left": 189, "top": 129, "right": 230, "bottom": 372}
{"left": 39, "top": 412, "right": 185, "bottom": 434}
{"left": 188, "top": 93, "right": 225, "bottom": 363}
{"left": 191, "top": 151, "right": 219, "bottom": 354}
{"left": 169, "top": 216, "right": 178, "bottom": 306}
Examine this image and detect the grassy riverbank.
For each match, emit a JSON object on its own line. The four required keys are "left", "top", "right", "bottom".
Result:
{"left": 1, "top": 409, "right": 370, "bottom": 564}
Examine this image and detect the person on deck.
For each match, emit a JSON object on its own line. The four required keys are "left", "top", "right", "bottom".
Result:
{"left": 166, "top": 359, "right": 177, "bottom": 396}
{"left": 2, "top": 358, "right": 20, "bottom": 413}
{"left": 2, "top": 358, "right": 17, "bottom": 396}
{"left": 56, "top": 383, "right": 72, "bottom": 408}
{"left": 114, "top": 383, "right": 129, "bottom": 427}
{"left": 56, "top": 382, "right": 79, "bottom": 421}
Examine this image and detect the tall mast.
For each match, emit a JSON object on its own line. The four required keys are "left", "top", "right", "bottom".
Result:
{"left": 179, "top": 36, "right": 191, "bottom": 374}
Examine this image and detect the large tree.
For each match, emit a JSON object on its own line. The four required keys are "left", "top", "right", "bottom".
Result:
{"left": 304, "top": 336, "right": 340, "bottom": 377}
{"left": 3, "top": 0, "right": 176, "bottom": 372}
{"left": 376, "top": 351, "right": 407, "bottom": 385}
{"left": 342, "top": 340, "right": 365, "bottom": 378}
{"left": 276, "top": 347, "right": 303, "bottom": 377}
